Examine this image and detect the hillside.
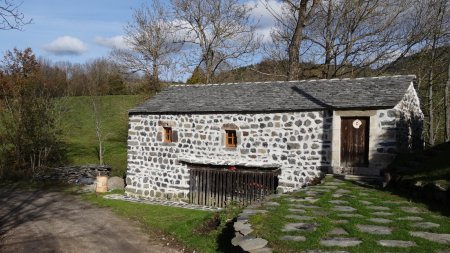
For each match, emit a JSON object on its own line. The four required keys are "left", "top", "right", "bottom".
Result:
{"left": 60, "top": 95, "right": 145, "bottom": 176}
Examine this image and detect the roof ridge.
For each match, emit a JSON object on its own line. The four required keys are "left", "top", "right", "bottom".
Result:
{"left": 170, "top": 75, "right": 416, "bottom": 87}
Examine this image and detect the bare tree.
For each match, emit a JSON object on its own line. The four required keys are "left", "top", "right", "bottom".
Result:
{"left": 301, "top": 0, "right": 414, "bottom": 78}
{"left": 265, "top": 0, "right": 320, "bottom": 80}
{"left": 172, "top": 0, "right": 260, "bottom": 83}
{"left": 0, "top": 0, "right": 31, "bottom": 30}
{"left": 113, "top": 0, "right": 179, "bottom": 92}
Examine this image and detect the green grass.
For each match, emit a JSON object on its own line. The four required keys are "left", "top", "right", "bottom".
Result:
{"left": 83, "top": 192, "right": 241, "bottom": 253}
{"left": 249, "top": 176, "right": 450, "bottom": 253}
{"left": 60, "top": 95, "right": 145, "bottom": 176}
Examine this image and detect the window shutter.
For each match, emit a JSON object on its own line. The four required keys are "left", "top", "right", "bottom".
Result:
{"left": 172, "top": 130, "right": 178, "bottom": 142}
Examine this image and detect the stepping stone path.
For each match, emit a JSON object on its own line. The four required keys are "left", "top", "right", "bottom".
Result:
{"left": 356, "top": 224, "right": 393, "bottom": 235}
{"left": 282, "top": 222, "right": 319, "bottom": 232}
{"left": 320, "top": 238, "right": 362, "bottom": 247}
{"left": 236, "top": 177, "right": 450, "bottom": 252}
{"left": 368, "top": 218, "right": 392, "bottom": 224}
{"left": 378, "top": 240, "right": 417, "bottom": 248}
{"left": 279, "top": 235, "right": 306, "bottom": 241}
{"left": 410, "top": 222, "right": 440, "bottom": 229}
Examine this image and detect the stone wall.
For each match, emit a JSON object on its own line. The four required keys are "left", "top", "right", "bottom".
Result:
{"left": 34, "top": 165, "right": 112, "bottom": 184}
{"left": 126, "top": 111, "right": 333, "bottom": 201}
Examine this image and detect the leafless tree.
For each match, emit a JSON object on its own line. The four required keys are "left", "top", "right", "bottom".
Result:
{"left": 172, "top": 0, "right": 260, "bottom": 83}
{"left": 302, "top": 0, "right": 415, "bottom": 78}
{"left": 0, "top": 0, "right": 31, "bottom": 30}
{"left": 265, "top": 0, "right": 320, "bottom": 80}
{"left": 113, "top": 0, "right": 180, "bottom": 92}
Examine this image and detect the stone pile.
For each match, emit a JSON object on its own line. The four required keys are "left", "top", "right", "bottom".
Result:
{"left": 34, "top": 165, "right": 112, "bottom": 184}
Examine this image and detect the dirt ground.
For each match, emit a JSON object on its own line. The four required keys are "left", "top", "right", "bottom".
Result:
{"left": 0, "top": 186, "right": 181, "bottom": 253}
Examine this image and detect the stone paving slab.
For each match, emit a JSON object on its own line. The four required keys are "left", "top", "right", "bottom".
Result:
{"left": 359, "top": 200, "right": 372, "bottom": 205}
{"left": 337, "top": 213, "right": 364, "bottom": 218}
{"left": 397, "top": 216, "right": 424, "bottom": 221}
{"left": 329, "top": 200, "right": 349, "bottom": 204}
{"left": 291, "top": 204, "right": 320, "bottom": 209}
{"left": 367, "top": 218, "right": 392, "bottom": 224}
{"left": 104, "top": 194, "right": 221, "bottom": 211}
{"left": 400, "top": 206, "right": 423, "bottom": 214}
{"left": 371, "top": 211, "right": 393, "bottom": 216}
{"left": 356, "top": 224, "right": 393, "bottom": 235}
{"left": 280, "top": 235, "right": 306, "bottom": 241}
{"left": 410, "top": 222, "right": 440, "bottom": 229}
{"left": 288, "top": 208, "right": 306, "bottom": 213}
{"left": 282, "top": 223, "right": 319, "bottom": 232}
{"left": 286, "top": 215, "right": 314, "bottom": 221}
{"left": 333, "top": 206, "right": 356, "bottom": 212}
{"left": 367, "top": 206, "right": 390, "bottom": 211}
{"left": 320, "top": 238, "right": 362, "bottom": 247}
{"left": 377, "top": 240, "right": 417, "bottom": 247}
{"left": 409, "top": 231, "right": 450, "bottom": 244}
{"left": 239, "top": 238, "right": 268, "bottom": 251}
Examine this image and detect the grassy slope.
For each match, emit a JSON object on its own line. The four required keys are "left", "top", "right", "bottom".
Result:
{"left": 60, "top": 95, "right": 144, "bottom": 176}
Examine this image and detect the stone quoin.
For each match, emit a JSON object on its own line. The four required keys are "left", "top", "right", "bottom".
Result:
{"left": 125, "top": 75, "right": 423, "bottom": 202}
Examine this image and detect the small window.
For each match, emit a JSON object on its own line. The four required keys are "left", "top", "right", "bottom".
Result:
{"left": 164, "top": 127, "right": 172, "bottom": 143}
{"left": 225, "top": 130, "right": 237, "bottom": 148}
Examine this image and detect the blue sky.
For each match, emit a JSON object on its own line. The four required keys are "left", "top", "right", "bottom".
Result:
{"left": 0, "top": 0, "right": 279, "bottom": 73}
{"left": 1, "top": 0, "right": 144, "bottom": 63}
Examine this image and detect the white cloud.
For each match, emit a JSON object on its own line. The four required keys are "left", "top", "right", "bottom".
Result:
{"left": 43, "top": 36, "right": 88, "bottom": 55}
{"left": 248, "top": 0, "right": 283, "bottom": 42}
{"left": 94, "top": 35, "right": 129, "bottom": 50}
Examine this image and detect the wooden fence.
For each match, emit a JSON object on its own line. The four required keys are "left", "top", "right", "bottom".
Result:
{"left": 189, "top": 166, "right": 279, "bottom": 208}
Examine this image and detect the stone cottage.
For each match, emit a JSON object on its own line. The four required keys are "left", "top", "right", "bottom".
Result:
{"left": 125, "top": 75, "right": 423, "bottom": 203}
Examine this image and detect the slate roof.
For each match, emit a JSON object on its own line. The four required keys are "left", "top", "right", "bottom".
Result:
{"left": 129, "top": 75, "right": 416, "bottom": 114}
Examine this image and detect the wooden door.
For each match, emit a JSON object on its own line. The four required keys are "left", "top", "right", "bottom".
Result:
{"left": 341, "top": 117, "right": 369, "bottom": 167}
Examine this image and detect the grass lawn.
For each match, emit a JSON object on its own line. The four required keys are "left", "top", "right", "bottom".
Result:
{"left": 248, "top": 176, "right": 450, "bottom": 253}
{"left": 60, "top": 95, "right": 145, "bottom": 176}
{"left": 83, "top": 191, "right": 241, "bottom": 253}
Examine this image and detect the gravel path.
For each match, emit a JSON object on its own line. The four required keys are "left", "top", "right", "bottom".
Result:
{"left": 0, "top": 187, "right": 180, "bottom": 253}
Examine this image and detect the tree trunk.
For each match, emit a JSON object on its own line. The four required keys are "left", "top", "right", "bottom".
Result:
{"left": 152, "top": 61, "right": 159, "bottom": 92}
{"left": 427, "top": 44, "right": 436, "bottom": 147}
{"left": 445, "top": 62, "right": 450, "bottom": 142}
{"left": 287, "top": 0, "right": 309, "bottom": 81}
{"left": 323, "top": 0, "right": 333, "bottom": 79}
